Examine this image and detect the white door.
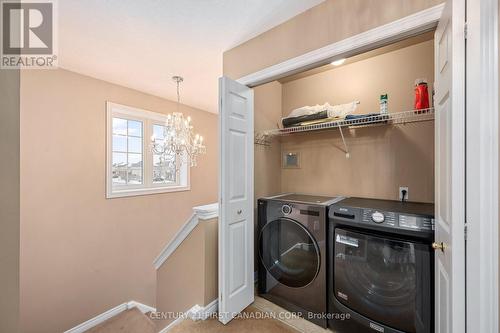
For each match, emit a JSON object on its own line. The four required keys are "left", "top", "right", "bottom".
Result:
{"left": 218, "top": 76, "right": 254, "bottom": 324}
{"left": 434, "top": 0, "right": 466, "bottom": 332}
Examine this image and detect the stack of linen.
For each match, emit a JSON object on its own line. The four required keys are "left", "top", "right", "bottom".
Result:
{"left": 281, "top": 101, "right": 360, "bottom": 128}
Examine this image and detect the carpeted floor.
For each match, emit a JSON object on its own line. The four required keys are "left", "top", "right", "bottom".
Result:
{"left": 85, "top": 307, "right": 156, "bottom": 333}
{"left": 84, "top": 297, "right": 328, "bottom": 333}
{"left": 168, "top": 306, "right": 301, "bottom": 333}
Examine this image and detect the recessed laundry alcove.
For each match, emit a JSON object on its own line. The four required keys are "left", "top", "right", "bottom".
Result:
{"left": 254, "top": 32, "right": 435, "bottom": 204}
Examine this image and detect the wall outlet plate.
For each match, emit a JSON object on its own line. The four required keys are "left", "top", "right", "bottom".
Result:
{"left": 399, "top": 186, "right": 409, "bottom": 201}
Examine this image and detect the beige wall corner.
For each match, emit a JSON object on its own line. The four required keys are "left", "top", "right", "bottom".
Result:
{"left": 223, "top": 0, "right": 443, "bottom": 79}
{"left": 254, "top": 81, "right": 282, "bottom": 202}
{"left": 19, "top": 69, "right": 218, "bottom": 333}
{"left": 0, "top": 69, "right": 21, "bottom": 333}
{"left": 155, "top": 217, "right": 218, "bottom": 329}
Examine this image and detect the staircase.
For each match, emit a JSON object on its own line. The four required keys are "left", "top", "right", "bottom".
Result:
{"left": 67, "top": 203, "right": 219, "bottom": 333}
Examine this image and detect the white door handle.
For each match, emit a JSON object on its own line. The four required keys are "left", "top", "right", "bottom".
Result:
{"left": 237, "top": 209, "right": 242, "bottom": 215}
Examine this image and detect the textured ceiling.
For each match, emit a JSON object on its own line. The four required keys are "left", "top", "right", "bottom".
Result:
{"left": 58, "top": 0, "right": 325, "bottom": 113}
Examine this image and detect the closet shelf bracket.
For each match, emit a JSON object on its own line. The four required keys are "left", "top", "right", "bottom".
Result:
{"left": 337, "top": 124, "right": 350, "bottom": 159}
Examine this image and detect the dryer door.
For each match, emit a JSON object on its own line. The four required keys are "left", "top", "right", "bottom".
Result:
{"left": 333, "top": 228, "right": 432, "bottom": 333}
{"left": 259, "top": 217, "right": 320, "bottom": 288}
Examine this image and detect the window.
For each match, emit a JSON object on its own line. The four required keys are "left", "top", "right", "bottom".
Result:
{"left": 152, "top": 124, "right": 177, "bottom": 185}
{"left": 111, "top": 118, "right": 143, "bottom": 186}
{"left": 106, "top": 102, "right": 189, "bottom": 198}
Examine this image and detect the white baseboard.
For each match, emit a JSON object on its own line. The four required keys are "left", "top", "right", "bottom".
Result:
{"left": 158, "top": 299, "right": 218, "bottom": 333}
{"left": 126, "top": 301, "right": 156, "bottom": 314}
{"left": 64, "top": 300, "right": 156, "bottom": 333}
{"left": 188, "top": 299, "right": 218, "bottom": 320}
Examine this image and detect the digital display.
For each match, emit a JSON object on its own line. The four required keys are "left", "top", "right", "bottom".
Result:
{"left": 399, "top": 215, "right": 419, "bottom": 229}
{"left": 300, "top": 209, "right": 320, "bottom": 216}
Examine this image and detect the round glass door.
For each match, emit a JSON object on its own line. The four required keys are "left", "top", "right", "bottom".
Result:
{"left": 333, "top": 228, "right": 432, "bottom": 333}
{"left": 258, "top": 217, "right": 320, "bottom": 288}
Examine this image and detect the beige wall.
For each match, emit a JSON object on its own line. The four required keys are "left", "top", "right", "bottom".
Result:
{"left": 203, "top": 219, "right": 218, "bottom": 305}
{"left": 0, "top": 70, "right": 21, "bottom": 333}
{"left": 253, "top": 81, "right": 283, "bottom": 269}
{"left": 19, "top": 69, "right": 218, "bottom": 333}
{"left": 280, "top": 40, "right": 434, "bottom": 202}
{"left": 155, "top": 218, "right": 218, "bottom": 328}
{"left": 254, "top": 81, "right": 283, "bottom": 202}
{"left": 223, "top": 0, "right": 443, "bottom": 79}
{"left": 225, "top": 0, "right": 441, "bottom": 202}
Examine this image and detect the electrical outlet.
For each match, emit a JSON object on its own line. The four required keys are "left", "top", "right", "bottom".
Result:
{"left": 399, "top": 186, "right": 409, "bottom": 201}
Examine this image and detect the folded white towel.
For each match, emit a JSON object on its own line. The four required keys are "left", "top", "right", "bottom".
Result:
{"left": 326, "top": 101, "right": 360, "bottom": 118}
{"left": 286, "top": 101, "right": 360, "bottom": 119}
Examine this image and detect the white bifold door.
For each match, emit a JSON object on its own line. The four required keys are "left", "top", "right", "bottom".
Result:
{"left": 434, "top": 0, "right": 466, "bottom": 332}
{"left": 218, "top": 76, "right": 254, "bottom": 324}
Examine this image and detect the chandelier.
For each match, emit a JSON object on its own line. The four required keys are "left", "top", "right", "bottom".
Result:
{"left": 151, "top": 76, "right": 206, "bottom": 169}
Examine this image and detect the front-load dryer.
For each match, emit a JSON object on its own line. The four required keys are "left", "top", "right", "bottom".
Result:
{"left": 257, "top": 193, "right": 342, "bottom": 328}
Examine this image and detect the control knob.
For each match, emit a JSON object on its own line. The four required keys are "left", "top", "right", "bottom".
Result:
{"left": 371, "top": 211, "right": 385, "bottom": 223}
{"left": 282, "top": 205, "right": 292, "bottom": 215}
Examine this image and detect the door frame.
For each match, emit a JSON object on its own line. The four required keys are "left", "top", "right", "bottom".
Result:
{"left": 465, "top": 0, "right": 499, "bottom": 332}
{"left": 238, "top": 4, "right": 445, "bottom": 87}
{"left": 233, "top": 2, "right": 498, "bottom": 332}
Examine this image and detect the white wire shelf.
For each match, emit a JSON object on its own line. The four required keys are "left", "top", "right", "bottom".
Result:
{"left": 255, "top": 108, "right": 434, "bottom": 146}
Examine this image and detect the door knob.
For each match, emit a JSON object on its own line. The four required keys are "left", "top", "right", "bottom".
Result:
{"left": 432, "top": 242, "right": 446, "bottom": 252}
{"left": 237, "top": 209, "right": 242, "bottom": 215}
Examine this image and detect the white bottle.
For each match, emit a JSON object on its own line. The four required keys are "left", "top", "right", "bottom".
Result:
{"left": 379, "top": 94, "right": 388, "bottom": 114}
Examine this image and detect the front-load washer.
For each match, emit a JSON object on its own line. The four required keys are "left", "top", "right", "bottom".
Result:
{"left": 328, "top": 197, "right": 434, "bottom": 333}
{"left": 257, "top": 193, "right": 342, "bottom": 328}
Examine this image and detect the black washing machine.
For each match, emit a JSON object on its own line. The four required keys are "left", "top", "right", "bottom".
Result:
{"left": 257, "top": 193, "right": 342, "bottom": 328}
{"left": 328, "top": 197, "right": 434, "bottom": 333}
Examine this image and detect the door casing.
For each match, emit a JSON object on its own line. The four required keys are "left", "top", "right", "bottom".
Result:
{"left": 465, "top": 0, "right": 499, "bottom": 332}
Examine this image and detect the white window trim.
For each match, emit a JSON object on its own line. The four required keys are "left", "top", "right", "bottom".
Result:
{"left": 106, "top": 102, "right": 190, "bottom": 198}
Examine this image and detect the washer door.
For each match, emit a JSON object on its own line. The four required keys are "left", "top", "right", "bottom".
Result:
{"left": 259, "top": 217, "right": 320, "bottom": 288}
{"left": 333, "top": 228, "right": 432, "bottom": 333}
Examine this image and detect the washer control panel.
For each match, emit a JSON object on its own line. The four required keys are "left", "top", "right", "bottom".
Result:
{"left": 329, "top": 198, "right": 435, "bottom": 239}
{"left": 361, "top": 208, "right": 434, "bottom": 231}
{"left": 331, "top": 206, "right": 434, "bottom": 232}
